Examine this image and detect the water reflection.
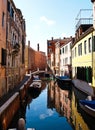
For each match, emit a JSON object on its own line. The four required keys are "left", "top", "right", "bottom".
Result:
{"left": 48, "top": 81, "right": 72, "bottom": 121}
{"left": 8, "top": 80, "right": 95, "bottom": 130}
{"left": 71, "top": 87, "right": 95, "bottom": 130}
{"left": 25, "top": 81, "right": 73, "bottom": 130}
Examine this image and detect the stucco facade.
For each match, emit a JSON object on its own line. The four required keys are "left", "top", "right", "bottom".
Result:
{"left": 60, "top": 40, "right": 73, "bottom": 77}
{"left": 72, "top": 28, "right": 93, "bottom": 82}
{"left": 0, "top": 0, "right": 7, "bottom": 96}
{"left": 6, "top": 0, "right": 26, "bottom": 92}
{"left": 72, "top": 7, "right": 95, "bottom": 87}
{"left": 0, "top": 0, "right": 26, "bottom": 97}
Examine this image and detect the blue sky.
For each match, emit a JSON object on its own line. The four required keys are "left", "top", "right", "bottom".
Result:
{"left": 14, "top": 0, "right": 92, "bottom": 53}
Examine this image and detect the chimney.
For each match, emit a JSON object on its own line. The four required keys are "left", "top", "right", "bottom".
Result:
{"left": 37, "top": 43, "right": 39, "bottom": 51}
{"left": 28, "top": 40, "right": 30, "bottom": 47}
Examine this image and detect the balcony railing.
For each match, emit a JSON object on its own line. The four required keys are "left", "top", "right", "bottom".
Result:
{"left": 12, "top": 43, "right": 20, "bottom": 55}
{"left": 75, "top": 9, "right": 93, "bottom": 30}
{"left": 76, "top": 18, "right": 93, "bottom": 30}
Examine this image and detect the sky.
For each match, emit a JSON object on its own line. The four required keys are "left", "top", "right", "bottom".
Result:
{"left": 14, "top": 0, "right": 93, "bottom": 53}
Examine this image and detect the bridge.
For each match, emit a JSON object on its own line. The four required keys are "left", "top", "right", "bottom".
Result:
{"left": 26, "top": 69, "right": 52, "bottom": 77}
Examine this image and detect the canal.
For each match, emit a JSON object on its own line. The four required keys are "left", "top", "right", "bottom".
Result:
{"left": 8, "top": 80, "right": 95, "bottom": 130}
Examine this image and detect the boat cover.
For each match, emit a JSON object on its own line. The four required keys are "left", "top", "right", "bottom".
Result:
{"left": 80, "top": 100, "right": 95, "bottom": 109}
{"left": 57, "top": 76, "right": 69, "bottom": 80}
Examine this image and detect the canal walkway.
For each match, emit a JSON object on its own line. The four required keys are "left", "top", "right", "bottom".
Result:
{"left": 0, "top": 75, "right": 31, "bottom": 107}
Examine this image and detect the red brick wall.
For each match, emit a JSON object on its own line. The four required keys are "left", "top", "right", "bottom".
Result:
{"left": 28, "top": 46, "right": 47, "bottom": 72}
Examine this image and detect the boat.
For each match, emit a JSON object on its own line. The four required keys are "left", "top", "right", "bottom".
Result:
{"left": 79, "top": 99, "right": 95, "bottom": 118}
{"left": 56, "top": 76, "right": 72, "bottom": 83}
{"left": 28, "top": 81, "right": 41, "bottom": 98}
{"left": 72, "top": 79, "right": 94, "bottom": 96}
{"left": 55, "top": 76, "right": 72, "bottom": 90}
{"left": 72, "top": 86, "right": 88, "bottom": 100}
{"left": 30, "top": 81, "right": 41, "bottom": 89}
{"left": 33, "top": 75, "right": 41, "bottom": 82}
{"left": 28, "top": 86, "right": 41, "bottom": 99}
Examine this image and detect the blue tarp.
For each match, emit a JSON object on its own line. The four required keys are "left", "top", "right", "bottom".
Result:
{"left": 58, "top": 76, "right": 69, "bottom": 80}
{"left": 80, "top": 100, "right": 95, "bottom": 109}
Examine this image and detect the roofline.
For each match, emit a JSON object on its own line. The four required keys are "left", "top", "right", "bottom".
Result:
{"left": 72, "top": 26, "right": 94, "bottom": 48}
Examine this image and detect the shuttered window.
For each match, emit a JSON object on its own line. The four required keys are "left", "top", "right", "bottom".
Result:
{"left": 1, "top": 48, "right": 6, "bottom": 66}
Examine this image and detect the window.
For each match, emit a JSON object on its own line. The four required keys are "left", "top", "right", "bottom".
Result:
{"left": 78, "top": 43, "right": 82, "bottom": 56}
{"left": 48, "top": 48, "right": 52, "bottom": 53}
{"left": 75, "top": 47, "right": 76, "bottom": 57}
{"left": 52, "top": 61, "right": 54, "bottom": 66}
{"left": 88, "top": 37, "right": 92, "bottom": 53}
{"left": 72, "top": 50, "right": 74, "bottom": 58}
{"left": 2, "top": 12, "right": 5, "bottom": 27}
{"left": 70, "top": 56, "right": 71, "bottom": 64}
{"left": 65, "top": 57, "right": 68, "bottom": 64}
{"left": 1, "top": 48, "right": 6, "bottom": 65}
{"left": 7, "top": 1, "right": 10, "bottom": 12}
{"left": 84, "top": 40, "right": 87, "bottom": 54}
{"left": 60, "top": 49, "right": 61, "bottom": 54}
{"left": 48, "top": 42, "right": 51, "bottom": 46}
{"left": 93, "top": 36, "right": 95, "bottom": 51}
{"left": 63, "top": 59, "right": 64, "bottom": 66}
{"left": 62, "top": 48, "right": 64, "bottom": 53}
{"left": 10, "top": 7, "right": 14, "bottom": 18}
{"left": 65, "top": 46, "right": 68, "bottom": 53}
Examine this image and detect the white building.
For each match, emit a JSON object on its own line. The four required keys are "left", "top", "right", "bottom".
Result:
{"left": 55, "top": 41, "right": 60, "bottom": 76}
{"left": 50, "top": 52, "right": 55, "bottom": 74}
{"left": 60, "top": 40, "right": 72, "bottom": 77}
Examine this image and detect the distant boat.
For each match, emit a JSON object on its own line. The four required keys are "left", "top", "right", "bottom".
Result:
{"left": 79, "top": 99, "right": 95, "bottom": 118}
{"left": 30, "top": 81, "right": 41, "bottom": 89}
{"left": 56, "top": 76, "right": 72, "bottom": 90}
{"left": 56, "top": 76, "right": 72, "bottom": 83}
{"left": 33, "top": 75, "right": 41, "bottom": 82}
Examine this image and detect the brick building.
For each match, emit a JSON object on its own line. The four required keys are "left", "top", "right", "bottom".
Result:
{"left": 6, "top": 0, "right": 26, "bottom": 92}
{"left": 35, "top": 50, "right": 47, "bottom": 71}
{"left": 25, "top": 41, "right": 35, "bottom": 73}
{"left": 0, "top": 0, "right": 7, "bottom": 96}
{"left": 47, "top": 37, "right": 73, "bottom": 75}
{"left": 0, "top": 0, "right": 26, "bottom": 97}
{"left": 47, "top": 37, "right": 58, "bottom": 72}
{"left": 25, "top": 41, "right": 47, "bottom": 74}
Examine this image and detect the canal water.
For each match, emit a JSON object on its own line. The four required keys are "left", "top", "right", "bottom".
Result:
{"left": 8, "top": 80, "right": 95, "bottom": 130}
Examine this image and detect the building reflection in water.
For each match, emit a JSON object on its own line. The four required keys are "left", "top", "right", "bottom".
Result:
{"left": 47, "top": 80, "right": 95, "bottom": 130}
{"left": 47, "top": 81, "right": 72, "bottom": 122}
{"left": 8, "top": 80, "right": 95, "bottom": 130}
{"left": 71, "top": 87, "right": 95, "bottom": 130}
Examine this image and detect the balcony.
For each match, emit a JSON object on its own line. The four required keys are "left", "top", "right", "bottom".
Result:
{"left": 12, "top": 43, "right": 20, "bottom": 55}
{"left": 75, "top": 9, "right": 93, "bottom": 31}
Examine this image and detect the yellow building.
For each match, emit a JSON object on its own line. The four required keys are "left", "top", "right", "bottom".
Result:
{"left": 72, "top": 9, "right": 95, "bottom": 87}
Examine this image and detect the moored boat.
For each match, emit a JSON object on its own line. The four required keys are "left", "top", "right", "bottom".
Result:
{"left": 72, "top": 79, "right": 94, "bottom": 96}
{"left": 56, "top": 76, "right": 72, "bottom": 90}
{"left": 79, "top": 99, "right": 95, "bottom": 118}
{"left": 28, "top": 81, "right": 41, "bottom": 98}
{"left": 56, "top": 75, "right": 71, "bottom": 82}
{"left": 33, "top": 75, "right": 41, "bottom": 82}
{"left": 30, "top": 81, "right": 41, "bottom": 89}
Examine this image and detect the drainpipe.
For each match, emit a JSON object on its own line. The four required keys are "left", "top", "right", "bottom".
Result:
{"left": 91, "top": 0, "right": 95, "bottom": 86}
{"left": 92, "top": 28, "right": 93, "bottom": 86}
